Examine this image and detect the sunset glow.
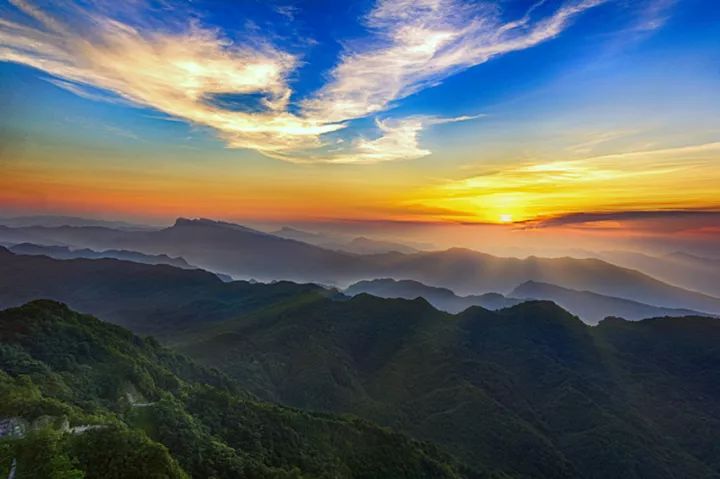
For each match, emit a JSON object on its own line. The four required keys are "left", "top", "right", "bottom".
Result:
{"left": 0, "top": 0, "right": 718, "bottom": 243}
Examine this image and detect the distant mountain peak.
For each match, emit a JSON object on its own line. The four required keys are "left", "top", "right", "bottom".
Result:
{"left": 172, "top": 217, "right": 264, "bottom": 234}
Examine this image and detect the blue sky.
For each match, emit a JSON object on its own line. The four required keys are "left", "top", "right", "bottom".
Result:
{"left": 3, "top": 0, "right": 717, "bottom": 162}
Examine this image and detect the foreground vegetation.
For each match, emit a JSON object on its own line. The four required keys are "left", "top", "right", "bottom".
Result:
{"left": 0, "top": 300, "right": 486, "bottom": 479}
{"left": 180, "top": 294, "right": 720, "bottom": 479}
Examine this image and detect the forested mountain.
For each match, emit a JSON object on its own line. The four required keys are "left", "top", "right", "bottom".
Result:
{"left": 1, "top": 248, "right": 720, "bottom": 477}
{"left": 0, "top": 301, "right": 482, "bottom": 479}
{"left": 178, "top": 295, "right": 720, "bottom": 479}
{"left": 0, "top": 246, "right": 329, "bottom": 337}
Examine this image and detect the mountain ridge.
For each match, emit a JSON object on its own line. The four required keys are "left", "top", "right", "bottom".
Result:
{"left": 2, "top": 219, "right": 720, "bottom": 313}
{"left": 345, "top": 278, "right": 521, "bottom": 313}
{"left": 511, "top": 280, "right": 714, "bottom": 324}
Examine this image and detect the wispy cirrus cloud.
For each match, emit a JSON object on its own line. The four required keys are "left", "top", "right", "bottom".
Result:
{"left": 301, "top": 0, "right": 608, "bottom": 123}
{"left": 0, "top": 0, "right": 337, "bottom": 154}
{"left": 42, "top": 78, "right": 132, "bottom": 106}
{"left": 0, "top": 0, "right": 606, "bottom": 163}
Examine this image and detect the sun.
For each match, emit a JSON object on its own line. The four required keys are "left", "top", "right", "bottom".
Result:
{"left": 499, "top": 214, "right": 513, "bottom": 224}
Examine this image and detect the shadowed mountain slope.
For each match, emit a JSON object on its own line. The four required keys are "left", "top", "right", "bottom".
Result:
{"left": 0, "top": 246, "right": 329, "bottom": 337}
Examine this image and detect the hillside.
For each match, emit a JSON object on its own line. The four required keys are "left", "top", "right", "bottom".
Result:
{"left": 0, "top": 246, "right": 329, "bottom": 337}
{"left": 0, "top": 301, "right": 483, "bottom": 479}
{"left": 511, "top": 280, "right": 712, "bottom": 324}
{"left": 178, "top": 295, "right": 720, "bottom": 479}
{"left": 345, "top": 278, "right": 520, "bottom": 313}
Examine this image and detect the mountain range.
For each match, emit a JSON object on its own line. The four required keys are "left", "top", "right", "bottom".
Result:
{"left": 0, "top": 246, "right": 327, "bottom": 337}
{"left": 272, "top": 226, "right": 420, "bottom": 254}
{"left": 1, "top": 217, "right": 719, "bottom": 314}
{"left": 7, "top": 242, "right": 193, "bottom": 270}
{"left": 346, "top": 278, "right": 713, "bottom": 323}
{"left": 345, "top": 278, "right": 521, "bottom": 313}
{"left": 2, "top": 247, "right": 720, "bottom": 477}
{"left": 511, "top": 280, "right": 713, "bottom": 325}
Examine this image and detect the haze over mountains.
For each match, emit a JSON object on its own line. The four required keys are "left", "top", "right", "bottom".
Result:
{"left": 273, "top": 226, "right": 420, "bottom": 254}
{"left": 346, "top": 278, "right": 521, "bottom": 313}
{"left": 2, "top": 0, "right": 717, "bottom": 475}
{"left": 595, "top": 250, "right": 720, "bottom": 297}
{"left": 511, "top": 281, "right": 712, "bottom": 325}
{"left": 2, "top": 246, "right": 720, "bottom": 477}
{"left": 2, "top": 215, "right": 720, "bottom": 478}
{"left": 1, "top": 216, "right": 719, "bottom": 316}
{"left": 346, "top": 278, "right": 713, "bottom": 324}
{"left": 6, "top": 242, "right": 193, "bottom": 270}
{"left": 0, "top": 215, "right": 155, "bottom": 230}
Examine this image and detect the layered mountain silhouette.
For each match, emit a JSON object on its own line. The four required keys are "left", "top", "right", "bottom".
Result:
{"left": 7, "top": 242, "right": 193, "bottom": 269}
{"left": 597, "top": 250, "right": 720, "bottom": 297}
{"left": 2, "top": 218, "right": 720, "bottom": 313}
{"left": 511, "top": 280, "right": 713, "bottom": 324}
{"left": 0, "top": 246, "right": 328, "bottom": 336}
{"left": 346, "top": 278, "right": 521, "bottom": 313}
{"left": 2, "top": 248, "right": 720, "bottom": 477}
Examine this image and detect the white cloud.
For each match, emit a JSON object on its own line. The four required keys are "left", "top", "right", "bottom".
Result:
{"left": 0, "top": 0, "right": 340, "bottom": 154}
{"left": 0, "top": 0, "right": 607, "bottom": 164}
{"left": 301, "top": 0, "right": 608, "bottom": 123}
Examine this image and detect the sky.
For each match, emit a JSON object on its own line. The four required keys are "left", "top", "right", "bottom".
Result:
{"left": 0, "top": 0, "right": 719, "bottom": 253}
